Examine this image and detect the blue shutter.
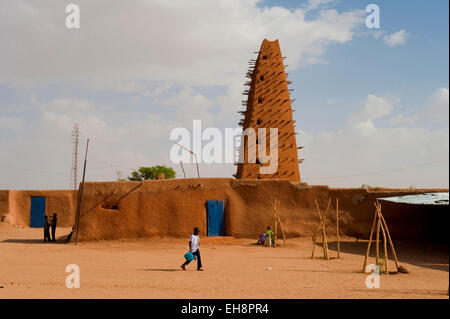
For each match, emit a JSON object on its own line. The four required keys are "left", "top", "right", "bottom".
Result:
{"left": 207, "top": 200, "right": 226, "bottom": 236}
{"left": 30, "top": 197, "right": 46, "bottom": 228}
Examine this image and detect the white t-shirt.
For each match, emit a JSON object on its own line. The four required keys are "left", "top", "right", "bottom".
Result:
{"left": 190, "top": 234, "right": 200, "bottom": 253}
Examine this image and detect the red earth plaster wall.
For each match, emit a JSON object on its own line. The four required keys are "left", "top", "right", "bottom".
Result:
{"left": 3, "top": 190, "right": 77, "bottom": 227}
{"left": 73, "top": 178, "right": 447, "bottom": 242}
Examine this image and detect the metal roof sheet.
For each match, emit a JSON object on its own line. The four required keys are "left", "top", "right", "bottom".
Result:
{"left": 378, "top": 192, "right": 449, "bottom": 206}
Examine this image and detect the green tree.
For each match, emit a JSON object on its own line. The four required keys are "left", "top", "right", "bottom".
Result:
{"left": 128, "top": 165, "right": 176, "bottom": 181}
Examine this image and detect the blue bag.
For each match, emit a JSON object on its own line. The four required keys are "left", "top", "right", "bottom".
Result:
{"left": 184, "top": 251, "right": 194, "bottom": 262}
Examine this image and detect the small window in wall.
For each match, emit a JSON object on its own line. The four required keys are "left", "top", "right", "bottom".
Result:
{"left": 262, "top": 56, "right": 267, "bottom": 60}
{"left": 101, "top": 203, "right": 119, "bottom": 210}
{"left": 258, "top": 97, "right": 263, "bottom": 103}
{"left": 259, "top": 75, "right": 264, "bottom": 81}
{"left": 257, "top": 119, "right": 263, "bottom": 125}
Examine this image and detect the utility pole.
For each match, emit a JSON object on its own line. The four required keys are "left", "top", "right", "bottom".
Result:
{"left": 74, "top": 138, "right": 89, "bottom": 245}
{"left": 70, "top": 123, "right": 80, "bottom": 190}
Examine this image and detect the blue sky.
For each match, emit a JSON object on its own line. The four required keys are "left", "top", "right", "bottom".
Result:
{"left": 269, "top": 0, "right": 449, "bottom": 133}
{"left": 0, "top": 0, "right": 448, "bottom": 189}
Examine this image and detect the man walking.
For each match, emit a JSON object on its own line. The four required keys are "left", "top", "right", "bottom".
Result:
{"left": 43, "top": 216, "right": 51, "bottom": 242}
{"left": 181, "top": 227, "right": 204, "bottom": 271}
{"left": 50, "top": 213, "right": 58, "bottom": 242}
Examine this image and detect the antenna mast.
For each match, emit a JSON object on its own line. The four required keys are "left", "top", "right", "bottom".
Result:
{"left": 70, "top": 123, "right": 80, "bottom": 189}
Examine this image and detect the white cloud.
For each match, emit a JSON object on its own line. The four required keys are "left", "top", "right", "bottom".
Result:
{"left": 1, "top": 86, "right": 448, "bottom": 189}
{"left": 0, "top": 1, "right": 364, "bottom": 152}
{"left": 373, "top": 30, "right": 384, "bottom": 39}
{"left": 349, "top": 94, "right": 393, "bottom": 122}
{"left": 2, "top": 2, "right": 446, "bottom": 190}
{"left": 301, "top": 124, "right": 448, "bottom": 188}
{"left": 387, "top": 114, "right": 418, "bottom": 126}
{"left": 300, "top": 91, "right": 449, "bottom": 188}
{"left": 0, "top": 0, "right": 364, "bottom": 90}
{"left": 161, "top": 87, "right": 214, "bottom": 124}
{"left": 0, "top": 116, "right": 24, "bottom": 131}
{"left": 422, "top": 88, "right": 449, "bottom": 123}
{"left": 0, "top": 94, "right": 184, "bottom": 189}
{"left": 305, "top": 0, "right": 335, "bottom": 11}
{"left": 383, "top": 29, "right": 411, "bottom": 47}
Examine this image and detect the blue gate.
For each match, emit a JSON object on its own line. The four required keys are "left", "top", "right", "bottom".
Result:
{"left": 30, "top": 197, "right": 46, "bottom": 228}
{"left": 206, "top": 200, "right": 226, "bottom": 236}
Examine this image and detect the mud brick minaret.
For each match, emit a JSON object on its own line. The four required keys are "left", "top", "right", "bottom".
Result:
{"left": 235, "top": 39, "right": 302, "bottom": 182}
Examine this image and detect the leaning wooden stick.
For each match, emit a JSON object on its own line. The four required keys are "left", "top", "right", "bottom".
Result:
{"left": 274, "top": 213, "right": 278, "bottom": 248}
{"left": 322, "top": 198, "right": 331, "bottom": 260}
{"left": 314, "top": 199, "right": 325, "bottom": 258}
{"left": 375, "top": 209, "right": 381, "bottom": 268}
{"left": 277, "top": 210, "right": 287, "bottom": 247}
{"left": 314, "top": 198, "right": 329, "bottom": 260}
{"left": 363, "top": 210, "right": 378, "bottom": 273}
{"left": 380, "top": 220, "right": 389, "bottom": 274}
{"left": 311, "top": 222, "right": 321, "bottom": 258}
{"left": 271, "top": 199, "right": 280, "bottom": 248}
{"left": 379, "top": 211, "right": 400, "bottom": 270}
{"left": 336, "top": 197, "right": 340, "bottom": 259}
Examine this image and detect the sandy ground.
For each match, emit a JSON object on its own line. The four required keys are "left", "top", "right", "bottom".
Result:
{"left": 0, "top": 222, "right": 448, "bottom": 299}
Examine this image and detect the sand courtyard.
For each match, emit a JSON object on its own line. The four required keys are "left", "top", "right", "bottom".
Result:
{"left": 0, "top": 222, "right": 447, "bottom": 299}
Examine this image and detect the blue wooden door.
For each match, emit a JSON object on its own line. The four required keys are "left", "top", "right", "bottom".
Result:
{"left": 30, "top": 197, "right": 46, "bottom": 228}
{"left": 206, "top": 200, "right": 226, "bottom": 236}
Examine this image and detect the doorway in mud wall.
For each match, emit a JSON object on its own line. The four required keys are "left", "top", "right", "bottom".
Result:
{"left": 206, "top": 200, "right": 226, "bottom": 236}
{"left": 30, "top": 196, "right": 46, "bottom": 228}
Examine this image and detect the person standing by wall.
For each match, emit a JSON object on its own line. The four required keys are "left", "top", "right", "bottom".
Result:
{"left": 181, "top": 227, "right": 204, "bottom": 271}
{"left": 50, "top": 213, "right": 58, "bottom": 242}
{"left": 43, "top": 216, "right": 51, "bottom": 242}
{"left": 265, "top": 226, "right": 274, "bottom": 247}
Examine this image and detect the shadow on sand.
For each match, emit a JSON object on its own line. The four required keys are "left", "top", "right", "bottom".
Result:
{"left": 138, "top": 268, "right": 182, "bottom": 272}
{"left": 2, "top": 237, "right": 70, "bottom": 244}
{"left": 314, "top": 240, "right": 449, "bottom": 273}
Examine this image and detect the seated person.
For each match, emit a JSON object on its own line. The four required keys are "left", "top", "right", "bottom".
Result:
{"left": 257, "top": 233, "right": 266, "bottom": 245}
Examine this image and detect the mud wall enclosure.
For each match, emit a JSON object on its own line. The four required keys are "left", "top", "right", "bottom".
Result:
{"left": 0, "top": 190, "right": 77, "bottom": 227}
{"left": 74, "top": 178, "right": 447, "bottom": 242}
{"left": 1, "top": 180, "right": 446, "bottom": 242}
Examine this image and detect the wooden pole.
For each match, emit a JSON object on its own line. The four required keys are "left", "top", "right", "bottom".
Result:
{"left": 379, "top": 210, "right": 400, "bottom": 270}
{"left": 315, "top": 198, "right": 329, "bottom": 260}
{"left": 313, "top": 199, "right": 324, "bottom": 258}
{"left": 279, "top": 215, "right": 286, "bottom": 247}
{"left": 336, "top": 197, "right": 340, "bottom": 259}
{"left": 375, "top": 207, "right": 381, "bottom": 269}
{"left": 323, "top": 198, "right": 331, "bottom": 260}
{"left": 271, "top": 199, "right": 286, "bottom": 247}
{"left": 311, "top": 223, "right": 321, "bottom": 258}
{"left": 363, "top": 210, "right": 378, "bottom": 273}
{"left": 274, "top": 212, "right": 278, "bottom": 248}
{"left": 74, "top": 138, "right": 89, "bottom": 245}
{"left": 271, "top": 199, "right": 276, "bottom": 247}
{"left": 275, "top": 200, "right": 286, "bottom": 247}
{"left": 380, "top": 221, "right": 389, "bottom": 274}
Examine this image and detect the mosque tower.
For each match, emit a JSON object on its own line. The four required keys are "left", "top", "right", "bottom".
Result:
{"left": 235, "top": 39, "right": 302, "bottom": 182}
